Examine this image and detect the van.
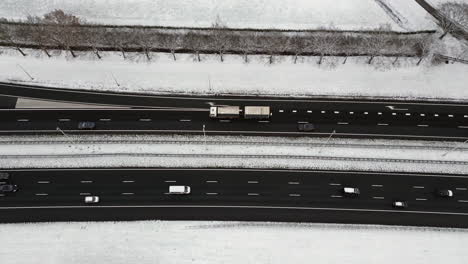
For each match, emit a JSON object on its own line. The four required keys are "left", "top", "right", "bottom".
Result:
{"left": 169, "top": 185, "right": 191, "bottom": 194}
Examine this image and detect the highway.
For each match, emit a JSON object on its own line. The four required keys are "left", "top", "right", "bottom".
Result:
{"left": 2, "top": 82, "right": 468, "bottom": 113}
{"left": 1, "top": 108, "right": 468, "bottom": 140}
{"left": 1, "top": 168, "right": 468, "bottom": 227}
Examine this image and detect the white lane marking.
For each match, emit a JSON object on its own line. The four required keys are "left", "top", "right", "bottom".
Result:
{"left": 337, "top": 122, "right": 349, "bottom": 125}
{"left": 392, "top": 113, "right": 397, "bottom": 116}
{"left": 248, "top": 193, "right": 260, "bottom": 196}
{"left": 279, "top": 110, "right": 284, "bottom": 113}
{"left": 373, "top": 197, "right": 385, "bottom": 200}
{"left": 17, "top": 119, "right": 29, "bottom": 122}
{"left": 458, "top": 126, "right": 468, "bottom": 129}
{"left": 307, "top": 110, "right": 312, "bottom": 113}
{"left": 122, "top": 180, "right": 135, "bottom": 183}
{"left": 122, "top": 192, "right": 134, "bottom": 195}
{"left": 206, "top": 193, "right": 218, "bottom": 195}
{"left": 99, "top": 118, "right": 111, "bottom": 121}
{"left": 248, "top": 181, "right": 259, "bottom": 184}
{"left": 334, "top": 111, "right": 340, "bottom": 114}
{"left": 377, "top": 123, "right": 389, "bottom": 126}
{"left": 288, "top": 181, "right": 300, "bottom": 185}
{"left": 329, "top": 183, "right": 341, "bottom": 186}
{"left": 258, "top": 120, "right": 270, "bottom": 123}
{"left": 206, "top": 180, "right": 218, "bottom": 183}
{"left": 464, "top": 115, "right": 468, "bottom": 118}
{"left": 434, "top": 114, "right": 439, "bottom": 117}
{"left": 35, "top": 193, "right": 48, "bottom": 196}
{"left": 458, "top": 200, "right": 468, "bottom": 203}
{"left": 417, "top": 124, "right": 429, "bottom": 127}
{"left": 179, "top": 119, "right": 191, "bottom": 122}
{"left": 349, "top": 112, "right": 354, "bottom": 114}
{"left": 448, "top": 115, "right": 454, "bottom": 118}
{"left": 139, "top": 118, "right": 152, "bottom": 122}
{"left": 413, "top": 186, "right": 425, "bottom": 189}
{"left": 58, "top": 118, "right": 71, "bottom": 122}
{"left": 37, "top": 181, "right": 50, "bottom": 184}
{"left": 377, "top": 112, "right": 382, "bottom": 115}
{"left": 364, "top": 112, "right": 368, "bottom": 115}
{"left": 289, "top": 194, "right": 301, "bottom": 197}
{"left": 416, "top": 198, "right": 427, "bottom": 201}
{"left": 219, "top": 120, "right": 231, "bottom": 123}
{"left": 405, "top": 113, "right": 411, "bottom": 116}
{"left": 79, "top": 193, "right": 91, "bottom": 195}
{"left": 297, "top": 121, "right": 309, "bottom": 124}
{"left": 321, "top": 111, "right": 326, "bottom": 114}
{"left": 331, "top": 195, "right": 342, "bottom": 198}
{"left": 165, "top": 180, "right": 176, "bottom": 183}
{"left": 420, "top": 114, "right": 426, "bottom": 117}
{"left": 456, "top": 188, "right": 467, "bottom": 191}
{"left": 372, "top": 184, "right": 383, "bottom": 187}
{"left": 0, "top": 194, "right": 5, "bottom": 197}
{"left": 80, "top": 180, "right": 93, "bottom": 183}
{"left": 292, "top": 110, "right": 297, "bottom": 113}
{"left": 3, "top": 204, "right": 468, "bottom": 216}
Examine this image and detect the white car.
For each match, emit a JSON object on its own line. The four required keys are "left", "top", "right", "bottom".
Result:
{"left": 169, "top": 185, "right": 191, "bottom": 195}
{"left": 393, "top": 201, "right": 408, "bottom": 208}
{"left": 84, "top": 196, "right": 100, "bottom": 204}
{"left": 343, "top": 187, "right": 360, "bottom": 196}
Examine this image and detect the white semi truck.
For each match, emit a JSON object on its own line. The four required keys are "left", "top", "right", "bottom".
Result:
{"left": 209, "top": 106, "right": 271, "bottom": 119}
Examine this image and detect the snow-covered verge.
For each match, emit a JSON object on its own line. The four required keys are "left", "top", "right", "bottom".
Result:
{"left": 0, "top": 221, "right": 467, "bottom": 264}
{"left": 1, "top": 47, "right": 467, "bottom": 101}
{"left": 1, "top": 134, "right": 467, "bottom": 174}
{"left": 0, "top": 0, "right": 435, "bottom": 31}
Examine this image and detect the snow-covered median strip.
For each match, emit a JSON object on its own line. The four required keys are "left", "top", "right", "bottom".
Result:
{"left": 1, "top": 221, "right": 467, "bottom": 264}
{"left": 2, "top": 48, "right": 467, "bottom": 102}
{"left": 1, "top": 134, "right": 467, "bottom": 174}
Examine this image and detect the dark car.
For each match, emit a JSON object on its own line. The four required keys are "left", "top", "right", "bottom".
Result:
{"left": 392, "top": 201, "right": 408, "bottom": 209}
{"left": 0, "top": 172, "right": 9, "bottom": 180}
{"left": 0, "top": 184, "right": 18, "bottom": 193}
{"left": 77, "top": 121, "right": 96, "bottom": 130}
{"left": 436, "top": 189, "right": 454, "bottom": 198}
{"left": 298, "top": 123, "right": 315, "bottom": 132}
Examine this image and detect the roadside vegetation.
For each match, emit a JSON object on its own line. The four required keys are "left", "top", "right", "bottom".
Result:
{"left": 0, "top": 10, "right": 436, "bottom": 65}
{"left": 437, "top": 2, "right": 468, "bottom": 39}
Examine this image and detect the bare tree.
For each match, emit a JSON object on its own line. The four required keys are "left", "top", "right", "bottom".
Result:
{"left": 24, "top": 16, "right": 52, "bottom": 57}
{"left": 316, "top": 34, "right": 338, "bottom": 65}
{"left": 40, "top": 9, "right": 82, "bottom": 57}
{"left": 414, "top": 35, "right": 433, "bottom": 65}
{"left": 160, "top": 33, "right": 184, "bottom": 61}
{"left": 238, "top": 32, "right": 260, "bottom": 63}
{"left": 210, "top": 17, "right": 229, "bottom": 62}
{"left": 363, "top": 35, "right": 386, "bottom": 64}
{"left": 183, "top": 31, "right": 205, "bottom": 62}
{"left": 104, "top": 29, "right": 129, "bottom": 59}
{"left": 439, "top": 3, "right": 468, "bottom": 39}
{"left": 290, "top": 34, "right": 306, "bottom": 64}
{"left": 0, "top": 21, "right": 27, "bottom": 56}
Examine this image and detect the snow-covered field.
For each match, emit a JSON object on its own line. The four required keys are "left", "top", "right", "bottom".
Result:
{"left": 1, "top": 134, "right": 467, "bottom": 174}
{"left": 0, "top": 0, "right": 437, "bottom": 31}
{"left": 0, "top": 221, "right": 467, "bottom": 264}
{"left": 2, "top": 47, "right": 467, "bottom": 101}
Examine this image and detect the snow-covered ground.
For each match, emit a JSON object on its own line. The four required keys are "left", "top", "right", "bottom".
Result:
{"left": 0, "top": 0, "right": 437, "bottom": 31}
{"left": 1, "top": 47, "right": 467, "bottom": 101}
{"left": 0, "top": 221, "right": 467, "bottom": 264}
{"left": 1, "top": 134, "right": 467, "bottom": 174}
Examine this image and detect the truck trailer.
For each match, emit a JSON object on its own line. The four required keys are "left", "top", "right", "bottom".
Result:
{"left": 209, "top": 106, "right": 271, "bottom": 119}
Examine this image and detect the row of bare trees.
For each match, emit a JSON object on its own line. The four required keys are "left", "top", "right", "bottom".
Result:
{"left": 438, "top": 2, "right": 468, "bottom": 39}
{"left": 0, "top": 9, "right": 434, "bottom": 64}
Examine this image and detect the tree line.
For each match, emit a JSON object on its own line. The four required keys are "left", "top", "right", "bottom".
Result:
{"left": 0, "top": 10, "right": 435, "bottom": 64}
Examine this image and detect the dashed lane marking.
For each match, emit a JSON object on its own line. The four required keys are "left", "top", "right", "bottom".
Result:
{"left": 373, "top": 197, "right": 385, "bottom": 199}
{"left": 289, "top": 194, "right": 301, "bottom": 197}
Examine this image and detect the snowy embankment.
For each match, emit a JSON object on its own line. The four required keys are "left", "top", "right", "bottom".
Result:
{"left": 0, "top": 0, "right": 436, "bottom": 31}
{"left": 0, "top": 221, "right": 467, "bottom": 264}
{"left": 1, "top": 134, "right": 467, "bottom": 174}
{"left": 1, "top": 47, "right": 467, "bottom": 101}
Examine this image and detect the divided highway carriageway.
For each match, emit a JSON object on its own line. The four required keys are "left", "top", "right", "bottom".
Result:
{"left": 1, "top": 168, "right": 468, "bottom": 228}
{"left": 1, "top": 108, "right": 468, "bottom": 140}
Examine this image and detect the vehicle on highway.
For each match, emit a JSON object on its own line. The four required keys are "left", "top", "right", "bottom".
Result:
{"left": 169, "top": 185, "right": 191, "bottom": 195}
{"left": 343, "top": 187, "right": 360, "bottom": 196}
{"left": 436, "top": 189, "right": 454, "bottom": 198}
{"left": 84, "top": 196, "right": 100, "bottom": 204}
{"left": 209, "top": 106, "right": 271, "bottom": 119}
{"left": 77, "top": 121, "right": 96, "bottom": 130}
{"left": 392, "top": 201, "right": 408, "bottom": 209}
{"left": 0, "top": 184, "right": 18, "bottom": 193}
{"left": 298, "top": 123, "right": 315, "bottom": 132}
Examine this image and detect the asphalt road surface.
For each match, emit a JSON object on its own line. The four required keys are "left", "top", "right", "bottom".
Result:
{"left": 1, "top": 108, "right": 468, "bottom": 140}
{"left": 1, "top": 168, "right": 468, "bottom": 227}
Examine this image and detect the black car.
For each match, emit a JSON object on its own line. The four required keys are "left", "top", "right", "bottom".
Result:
{"left": 77, "top": 121, "right": 96, "bottom": 130}
{"left": 298, "top": 123, "right": 315, "bottom": 132}
{"left": 436, "top": 189, "right": 454, "bottom": 198}
{"left": 0, "top": 184, "right": 18, "bottom": 193}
